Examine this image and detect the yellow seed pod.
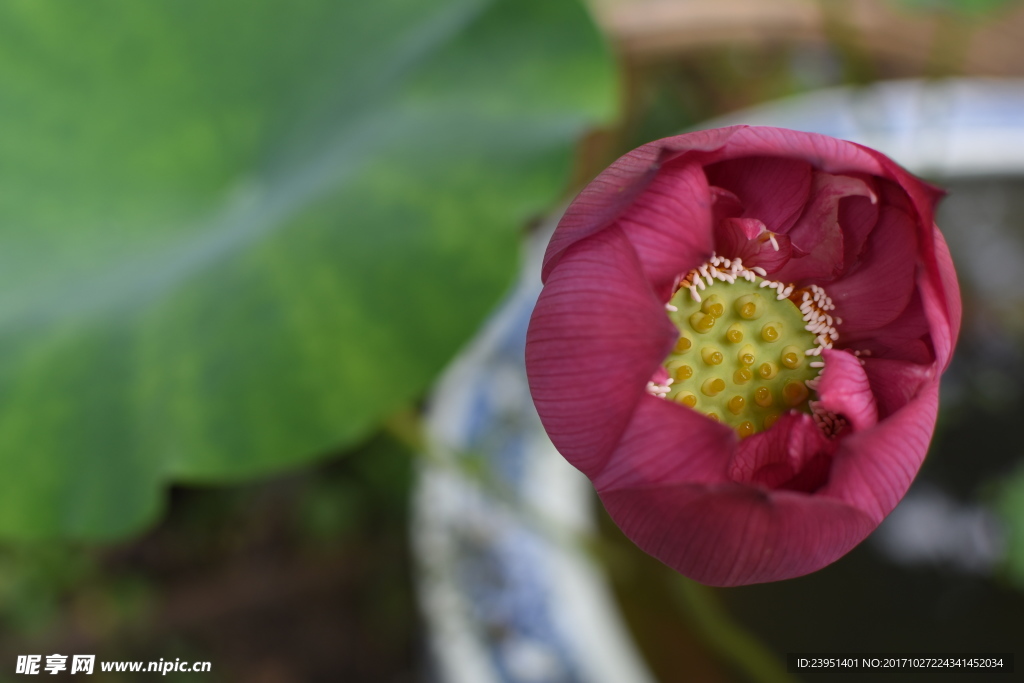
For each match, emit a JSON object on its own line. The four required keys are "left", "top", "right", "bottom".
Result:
{"left": 674, "top": 335, "right": 693, "bottom": 354}
{"left": 735, "top": 293, "right": 764, "bottom": 320}
{"left": 733, "top": 368, "right": 753, "bottom": 385}
{"left": 675, "top": 391, "right": 698, "bottom": 408}
{"left": 737, "top": 421, "right": 755, "bottom": 438}
{"left": 763, "top": 414, "right": 779, "bottom": 430}
{"left": 760, "top": 321, "right": 782, "bottom": 342}
{"left": 758, "top": 362, "right": 778, "bottom": 380}
{"left": 673, "top": 364, "right": 693, "bottom": 381}
{"left": 706, "top": 412, "right": 720, "bottom": 422}
{"left": 701, "top": 295, "right": 725, "bottom": 319}
{"left": 754, "top": 386, "right": 773, "bottom": 407}
{"left": 780, "top": 345, "right": 802, "bottom": 369}
{"left": 727, "top": 395, "right": 745, "bottom": 415}
{"left": 737, "top": 344, "right": 756, "bottom": 367}
{"left": 689, "top": 311, "right": 715, "bottom": 334}
{"left": 725, "top": 323, "right": 744, "bottom": 344}
{"left": 783, "top": 380, "right": 810, "bottom": 406}
{"left": 701, "top": 347, "right": 724, "bottom": 366}
{"left": 701, "top": 377, "right": 725, "bottom": 397}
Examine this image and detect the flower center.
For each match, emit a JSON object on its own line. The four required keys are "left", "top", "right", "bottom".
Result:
{"left": 652, "top": 255, "right": 838, "bottom": 438}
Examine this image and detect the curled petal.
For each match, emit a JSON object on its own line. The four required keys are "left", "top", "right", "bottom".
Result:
{"left": 839, "top": 184, "right": 881, "bottom": 269}
{"left": 599, "top": 483, "right": 876, "bottom": 586}
{"left": 857, "top": 145, "right": 953, "bottom": 339}
{"left": 526, "top": 227, "right": 676, "bottom": 477}
{"left": 771, "top": 173, "right": 875, "bottom": 282}
{"left": 923, "top": 227, "right": 961, "bottom": 370}
{"left": 828, "top": 206, "right": 917, "bottom": 334}
{"left": 856, "top": 142, "right": 944, "bottom": 244}
{"left": 861, "top": 358, "right": 934, "bottom": 419}
{"left": 542, "top": 128, "right": 741, "bottom": 282}
{"left": 841, "top": 291, "right": 933, "bottom": 365}
{"left": 819, "top": 380, "right": 939, "bottom": 522}
{"left": 816, "top": 349, "right": 879, "bottom": 431}
{"left": 715, "top": 217, "right": 793, "bottom": 272}
{"left": 544, "top": 125, "right": 900, "bottom": 284}
{"left": 704, "top": 156, "right": 813, "bottom": 234}
{"left": 593, "top": 394, "right": 734, "bottom": 492}
{"left": 703, "top": 126, "right": 889, "bottom": 177}
{"left": 615, "top": 158, "right": 715, "bottom": 296}
{"left": 710, "top": 186, "right": 744, "bottom": 223}
{"left": 728, "top": 412, "right": 831, "bottom": 490}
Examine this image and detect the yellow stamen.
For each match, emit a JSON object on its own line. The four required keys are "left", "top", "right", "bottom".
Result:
{"left": 701, "top": 295, "right": 725, "bottom": 318}
{"left": 727, "top": 395, "right": 745, "bottom": 415}
{"left": 675, "top": 391, "right": 697, "bottom": 408}
{"left": 701, "top": 377, "right": 725, "bottom": 397}
{"left": 783, "top": 380, "right": 810, "bottom": 406}
{"left": 735, "top": 293, "right": 764, "bottom": 320}
{"left": 781, "top": 345, "right": 802, "bottom": 369}
{"left": 701, "top": 347, "right": 723, "bottom": 366}
{"left": 689, "top": 311, "right": 715, "bottom": 334}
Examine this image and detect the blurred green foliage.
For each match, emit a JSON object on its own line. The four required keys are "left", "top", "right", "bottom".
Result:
{"left": 0, "top": 0, "right": 614, "bottom": 539}
{"left": 891, "top": 0, "right": 1017, "bottom": 14}
{"left": 995, "top": 464, "right": 1024, "bottom": 590}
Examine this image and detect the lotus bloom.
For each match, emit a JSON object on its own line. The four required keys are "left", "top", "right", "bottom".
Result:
{"left": 525, "top": 126, "right": 960, "bottom": 586}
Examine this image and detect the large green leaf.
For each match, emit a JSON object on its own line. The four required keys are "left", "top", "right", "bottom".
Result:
{"left": 0, "top": 0, "right": 614, "bottom": 538}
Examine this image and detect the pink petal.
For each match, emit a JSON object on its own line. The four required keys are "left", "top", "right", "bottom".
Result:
{"left": 838, "top": 185, "right": 880, "bottom": 270}
{"left": 543, "top": 126, "right": 897, "bottom": 285}
{"left": 615, "top": 158, "right": 715, "bottom": 295}
{"left": 598, "top": 482, "right": 876, "bottom": 586}
{"left": 704, "top": 156, "right": 813, "bottom": 234}
{"left": 710, "top": 186, "right": 744, "bottom": 223}
{"left": 714, "top": 217, "right": 793, "bottom": 272}
{"left": 592, "top": 394, "right": 735, "bottom": 491}
{"left": 857, "top": 143, "right": 944, "bottom": 233}
{"left": 828, "top": 206, "right": 917, "bottom": 334}
{"left": 857, "top": 146, "right": 953, "bottom": 339}
{"left": 840, "top": 291, "right": 934, "bottom": 365}
{"left": 526, "top": 226, "right": 677, "bottom": 477}
{"left": 816, "top": 349, "right": 878, "bottom": 431}
{"left": 861, "top": 358, "right": 935, "bottom": 419}
{"left": 542, "top": 128, "right": 742, "bottom": 282}
{"left": 770, "top": 173, "right": 875, "bottom": 282}
{"left": 922, "top": 227, "right": 961, "bottom": 370}
{"left": 818, "top": 379, "right": 939, "bottom": 522}
{"left": 702, "top": 127, "right": 889, "bottom": 178}
{"left": 728, "top": 412, "right": 832, "bottom": 489}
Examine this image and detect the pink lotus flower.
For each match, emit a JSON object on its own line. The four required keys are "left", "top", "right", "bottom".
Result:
{"left": 525, "top": 126, "right": 961, "bottom": 586}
